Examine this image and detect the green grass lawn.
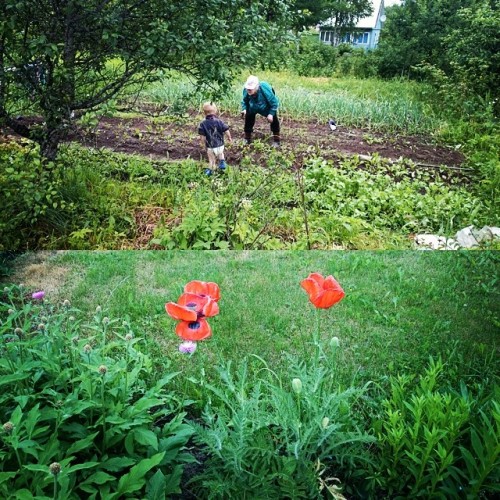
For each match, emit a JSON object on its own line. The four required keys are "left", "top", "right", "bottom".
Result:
{"left": 9, "top": 250, "right": 499, "bottom": 390}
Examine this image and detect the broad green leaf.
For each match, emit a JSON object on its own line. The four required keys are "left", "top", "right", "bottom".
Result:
{"left": 0, "top": 373, "right": 30, "bottom": 388}
{"left": 17, "top": 439, "right": 42, "bottom": 451}
{"left": 100, "top": 457, "right": 136, "bottom": 472}
{"left": 146, "top": 469, "right": 166, "bottom": 500}
{"left": 0, "top": 472, "right": 17, "bottom": 485}
{"left": 116, "top": 452, "right": 165, "bottom": 496}
{"left": 133, "top": 428, "right": 158, "bottom": 450}
{"left": 23, "top": 464, "right": 50, "bottom": 473}
{"left": 82, "top": 471, "right": 116, "bottom": 485}
{"left": 65, "top": 461, "right": 100, "bottom": 474}
{"left": 66, "top": 432, "right": 100, "bottom": 455}
{"left": 164, "top": 463, "right": 183, "bottom": 495}
{"left": 14, "top": 489, "right": 34, "bottom": 500}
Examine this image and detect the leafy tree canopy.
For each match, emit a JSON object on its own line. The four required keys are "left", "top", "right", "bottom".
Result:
{"left": 292, "top": 0, "right": 372, "bottom": 34}
{"left": 376, "top": 0, "right": 477, "bottom": 77}
{"left": 0, "top": 0, "right": 293, "bottom": 160}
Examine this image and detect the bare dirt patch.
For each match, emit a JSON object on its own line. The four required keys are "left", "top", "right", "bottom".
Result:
{"left": 71, "top": 111, "right": 465, "bottom": 169}
{"left": 8, "top": 251, "right": 72, "bottom": 300}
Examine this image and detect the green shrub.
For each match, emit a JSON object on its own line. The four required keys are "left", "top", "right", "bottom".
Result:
{"left": 0, "top": 285, "right": 194, "bottom": 498}
{"left": 334, "top": 47, "right": 378, "bottom": 79}
{"left": 370, "top": 357, "right": 499, "bottom": 497}
{"left": 291, "top": 36, "right": 337, "bottom": 77}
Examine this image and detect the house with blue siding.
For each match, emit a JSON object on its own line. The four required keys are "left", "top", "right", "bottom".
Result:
{"left": 319, "top": 0, "right": 387, "bottom": 50}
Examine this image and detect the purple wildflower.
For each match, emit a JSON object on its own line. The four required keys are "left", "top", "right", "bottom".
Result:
{"left": 179, "top": 341, "right": 197, "bottom": 354}
{"left": 32, "top": 291, "right": 45, "bottom": 300}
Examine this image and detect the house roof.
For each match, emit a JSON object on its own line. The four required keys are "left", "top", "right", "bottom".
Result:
{"left": 355, "top": 0, "right": 383, "bottom": 29}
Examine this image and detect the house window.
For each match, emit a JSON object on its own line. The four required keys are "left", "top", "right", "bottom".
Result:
{"left": 363, "top": 32, "right": 368, "bottom": 43}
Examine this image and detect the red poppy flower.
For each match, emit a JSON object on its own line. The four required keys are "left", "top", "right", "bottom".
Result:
{"left": 176, "top": 318, "right": 212, "bottom": 341}
{"left": 166, "top": 293, "right": 219, "bottom": 321}
{"left": 184, "top": 280, "right": 220, "bottom": 302}
{"left": 300, "top": 273, "right": 345, "bottom": 309}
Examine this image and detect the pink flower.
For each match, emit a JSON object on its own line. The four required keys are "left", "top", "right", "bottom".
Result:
{"left": 32, "top": 291, "right": 45, "bottom": 300}
{"left": 179, "top": 341, "right": 197, "bottom": 354}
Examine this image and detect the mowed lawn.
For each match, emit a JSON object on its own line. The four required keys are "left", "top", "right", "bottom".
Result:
{"left": 11, "top": 250, "right": 499, "bottom": 387}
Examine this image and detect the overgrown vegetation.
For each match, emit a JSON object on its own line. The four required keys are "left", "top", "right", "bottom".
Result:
{"left": 0, "top": 286, "right": 195, "bottom": 498}
{"left": 1, "top": 139, "right": 494, "bottom": 251}
{"left": 1, "top": 250, "right": 499, "bottom": 498}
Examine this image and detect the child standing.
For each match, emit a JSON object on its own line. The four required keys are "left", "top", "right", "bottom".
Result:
{"left": 198, "top": 102, "right": 232, "bottom": 176}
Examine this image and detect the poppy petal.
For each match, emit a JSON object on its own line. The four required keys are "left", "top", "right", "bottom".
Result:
{"left": 205, "top": 282, "right": 221, "bottom": 301}
{"left": 165, "top": 302, "right": 197, "bottom": 322}
{"left": 307, "top": 273, "right": 325, "bottom": 286}
{"left": 202, "top": 298, "right": 219, "bottom": 317}
{"left": 323, "top": 275, "right": 343, "bottom": 293}
{"left": 177, "top": 293, "right": 208, "bottom": 313}
{"left": 300, "top": 277, "right": 322, "bottom": 299}
{"left": 175, "top": 318, "right": 212, "bottom": 341}
{"left": 311, "top": 289, "right": 345, "bottom": 309}
{"left": 185, "top": 281, "right": 220, "bottom": 301}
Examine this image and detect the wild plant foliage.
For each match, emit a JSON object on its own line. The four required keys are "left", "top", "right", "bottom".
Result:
{"left": 0, "top": 285, "right": 194, "bottom": 498}
{"left": 187, "top": 350, "right": 375, "bottom": 498}
{"left": 372, "top": 357, "right": 500, "bottom": 497}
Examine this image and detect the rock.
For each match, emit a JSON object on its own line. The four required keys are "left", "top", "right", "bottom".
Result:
{"left": 414, "top": 234, "right": 459, "bottom": 250}
{"left": 476, "top": 226, "right": 500, "bottom": 244}
{"left": 455, "top": 226, "right": 479, "bottom": 248}
{"left": 455, "top": 225, "right": 500, "bottom": 247}
{"left": 415, "top": 226, "right": 500, "bottom": 250}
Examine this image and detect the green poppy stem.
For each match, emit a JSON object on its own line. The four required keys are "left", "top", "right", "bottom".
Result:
{"left": 314, "top": 307, "right": 321, "bottom": 364}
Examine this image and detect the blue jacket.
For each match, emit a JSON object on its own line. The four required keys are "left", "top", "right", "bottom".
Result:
{"left": 241, "top": 81, "right": 279, "bottom": 116}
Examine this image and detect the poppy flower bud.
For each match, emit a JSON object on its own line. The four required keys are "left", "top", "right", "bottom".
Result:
{"left": 125, "top": 333, "right": 133, "bottom": 341}
{"left": 83, "top": 344, "right": 92, "bottom": 353}
{"left": 292, "top": 378, "right": 303, "bottom": 394}
{"left": 330, "top": 336, "right": 340, "bottom": 348}
{"left": 63, "top": 299, "right": 71, "bottom": 307}
{"left": 8, "top": 309, "right": 15, "bottom": 315}
{"left": 49, "top": 462, "right": 62, "bottom": 475}
{"left": 14, "top": 328, "right": 23, "bottom": 336}
{"left": 102, "top": 317, "right": 109, "bottom": 325}
{"left": 3, "top": 287, "right": 9, "bottom": 293}
{"left": 95, "top": 306, "right": 102, "bottom": 314}
{"left": 38, "top": 323, "right": 45, "bottom": 331}
{"left": 321, "top": 417, "right": 330, "bottom": 429}
{"left": 69, "top": 316, "right": 76, "bottom": 322}
{"left": 98, "top": 365, "right": 107, "bottom": 374}
{"left": 71, "top": 336, "right": 79, "bottom": 344}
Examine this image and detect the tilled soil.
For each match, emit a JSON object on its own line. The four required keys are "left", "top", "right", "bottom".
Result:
{"left": 69, "top": 111, "right": 465, "bottom": 169}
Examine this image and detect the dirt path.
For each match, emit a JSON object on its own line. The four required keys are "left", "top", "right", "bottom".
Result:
{"left": 71, "top": 112, "right": 465, "bottom": 168}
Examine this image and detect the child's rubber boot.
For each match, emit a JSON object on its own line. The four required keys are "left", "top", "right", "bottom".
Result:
{"left": 244, "top": 132, "right": 252, "bottom": 145}
{"left": 204, "top": 168, "right": 213, "bottom": 176}
{"left": 272, "top": 135, "right": 281, "bottom": 148}
{"left": 218, "top": 159, "right": 227, "bottom": 172}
